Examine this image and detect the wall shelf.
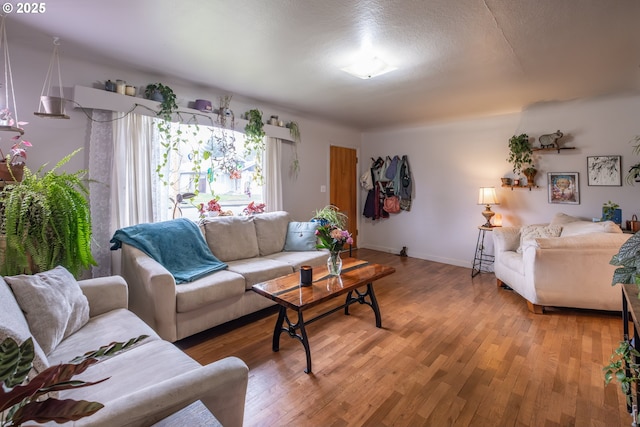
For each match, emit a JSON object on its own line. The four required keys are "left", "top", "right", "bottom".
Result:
{"left": 71, "top": 85, "right": 296, "bottom": 142}
{"left": 501, "top": 184, "right": 539, "bottom": 191}
{"left": 532, "top": 147, "right": 576, "bottom": 154}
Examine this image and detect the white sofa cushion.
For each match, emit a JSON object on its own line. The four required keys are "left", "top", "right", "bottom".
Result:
{"left": 5, "top": 266, "right": 90, "bottom": 355}
{"left": 517, "top": 224, "right": 562, "bottom": 253}
{"left": 253, "top": 211, "right": 290, "bottom": 256}
{"left": 202, "top": 216, "right": 260, "bottom": 261}
{"left": 0, "top": 277, "right": 49, "bottom": 374}
{"left": 176, "top": 270, "right": 246, "bottom": 313}
{"left": 560, "top": 220, "right": 621, "bottom": 236}
{"left": 226, "top": 258, "right": 293, "bottom": 289}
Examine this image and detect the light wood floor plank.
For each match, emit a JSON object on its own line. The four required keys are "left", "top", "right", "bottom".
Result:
{"left": 178, "top": 249, "right": 629, "bottom": 426}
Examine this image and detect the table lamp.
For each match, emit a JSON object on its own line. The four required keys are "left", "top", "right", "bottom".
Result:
{"left": 478, "top": 187, "right": 499, "bottom": 227}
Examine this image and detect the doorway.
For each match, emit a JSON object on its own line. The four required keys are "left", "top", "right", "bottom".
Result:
{"left": 329, "top": 145, "right": 358, "bottom": 248}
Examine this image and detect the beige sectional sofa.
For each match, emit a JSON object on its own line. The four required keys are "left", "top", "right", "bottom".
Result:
{"left": 0, "top": 269, "right": 248, "bottom": 427}
{"left": 120, "top": 211, "right": 328, "bottom": 342}
{"left": 493, "top": 213, "right": 630, "bottom": 313}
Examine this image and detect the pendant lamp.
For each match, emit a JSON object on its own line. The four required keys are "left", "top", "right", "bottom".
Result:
{"left": 34, "top": 37, "right": 69, "bottom": 119}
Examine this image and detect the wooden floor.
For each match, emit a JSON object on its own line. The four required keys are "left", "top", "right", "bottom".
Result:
{"left": 177, "top": 249, "right": 630, "bottom": 427}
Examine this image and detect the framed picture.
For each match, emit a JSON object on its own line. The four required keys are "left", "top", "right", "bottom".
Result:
{"left": 587, "top": 155, "right": 622, "bottom": 186}
{"left": 548, "top": 172, "right": 580, "bottom": 204}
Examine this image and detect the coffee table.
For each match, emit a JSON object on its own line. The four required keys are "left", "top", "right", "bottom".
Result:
{"left": 252, "top": 257, "right": 395, "bottom": 373}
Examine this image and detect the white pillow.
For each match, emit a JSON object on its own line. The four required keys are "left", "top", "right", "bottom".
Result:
{"left": 517, "top": 224, "right": 563, "bottom": 253}
{"left": 549, "top": 212, "right": 582, "bottom": 226}
{"left": 561, "top": 220, "right": 622, "bottom": 237}
{"left": 5, "top": 266, "right": 90, "bottom": 355}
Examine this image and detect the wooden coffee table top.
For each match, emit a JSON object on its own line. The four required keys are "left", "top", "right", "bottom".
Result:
{"left": 252, "top": 258, "right": 395, "bottom": 311}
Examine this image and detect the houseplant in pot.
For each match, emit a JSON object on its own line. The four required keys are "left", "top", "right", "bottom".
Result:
{"left": 507, "top": 133, "right": 533, "bottom": 176}
{"left": 144, "top": 83, "right": 178, "bottom": 121}
{"left": 0, "top": 139, "right": 31, "bottom": 182}
{"left": 0, "top": 148, "right": 96, "bottom": 277}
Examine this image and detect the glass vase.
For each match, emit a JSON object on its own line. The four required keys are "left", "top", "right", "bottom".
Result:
{"left": 327, "top": 251, "right": 342, "bottom": 276}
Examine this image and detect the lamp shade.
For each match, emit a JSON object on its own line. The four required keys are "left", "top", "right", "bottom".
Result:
{"left": 478, "top": 187, "right": 499, "bottom": 205}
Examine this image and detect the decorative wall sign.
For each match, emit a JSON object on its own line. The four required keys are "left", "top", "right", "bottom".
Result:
{"left": 548, "top": 172, "right": 580, "bottom": 204}
{"left": 587, "top": 155, "right": 622, "bottom": 186}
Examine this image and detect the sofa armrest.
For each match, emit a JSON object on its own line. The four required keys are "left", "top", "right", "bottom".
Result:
{"left": 534, "top": 232, "right": 630, "bottom": 249}
{"left": 73, "top": 356, "right": 249, "bottom": 427}
{"left": 79, "top": 276, "right": 128, "bottom": 317}
{"left": 493, "top": 226, "right": 521, "bottom": 253}
{"left": 121, "top": 244, "right": 179, "bottom": 342}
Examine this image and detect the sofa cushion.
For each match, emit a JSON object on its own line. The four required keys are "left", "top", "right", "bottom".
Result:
{"left": 517, "top": 224, "right": 562, "bottom": 253}
{"left": 47, "top": 308, "right": 160, "bottom": 366}
{"left": 5, "top": 266, "right": 90, "bottom": 355}
{"left": 0, "top": 277, "right": 49, "bottom": 374}
{"left": 253, "top": 211, "right": 290, "bottom": 256}
{"left": 176, "top": 269, "right": 246, "bottom": 313}
{"left": 202, "top": 216, "right": 259, "bottom": 262}
{"left": 284, "top": 221, "right": 318, "bottom": 251}
{"left": 226, "top": 258, "right": 294, "bottom": 289}
{"left": 561, "top": 220, "right": 621, "bottom": 237}
{"left": 266, "top": 250, "right": 329, "bottom": 271}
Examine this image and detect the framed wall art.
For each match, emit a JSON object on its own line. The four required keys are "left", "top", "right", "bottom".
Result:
{"left": 548, "top": 172, "right": 580, "bottom": 204}
{"left": 586, "top": 155, "right": 622, "bottom": 186}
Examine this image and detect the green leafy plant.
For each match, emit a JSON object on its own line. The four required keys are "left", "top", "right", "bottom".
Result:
{"left": 144, "top": 83, "right": 178, "bottom": 121}
{"left": 243, "top": 109, "right": 265, "bottom": 185}
{"left": 604, "top": 340, "right": 640, "bottom": 406}
{"left": 507, "top": 133, "right": 533, "bottom": 175}
{"left": 0, "top": 149, "right": 96, "bottom": 277}
{"left": 311, "top": 205, "right": 348, "bottom": 229}
{"left": 0, "top": 335, "right": 147, "bottom": 426}
{"left": 610, "top": 231, "right": 640, "bottom": 287}
{"left": 602, "top": 200, "right": 620, "bottom": 222}
{"left": 286, "top": 121, "right": 301, "bottom": 177}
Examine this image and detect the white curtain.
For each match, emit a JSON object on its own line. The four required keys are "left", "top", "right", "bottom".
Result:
{"left": 264, "top": 137, "right": 282, "bottom": 211}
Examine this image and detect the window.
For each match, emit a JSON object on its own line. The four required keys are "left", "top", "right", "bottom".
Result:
{"left": 154, "top": 119, "right": 264, "bottom": 221}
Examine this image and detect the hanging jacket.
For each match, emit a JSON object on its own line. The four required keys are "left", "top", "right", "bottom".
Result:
{"left": 399, "top": 155, "right": 412, "bottom": 203}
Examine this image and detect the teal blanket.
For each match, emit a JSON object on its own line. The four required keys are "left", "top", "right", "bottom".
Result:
{"left": 110, "top": 218, "right": 227, "bottom": 284}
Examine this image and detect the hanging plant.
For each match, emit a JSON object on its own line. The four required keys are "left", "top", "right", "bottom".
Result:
{"left": 144, "top": 83, "right": 178, "bottom": 121}
{"left": 243, "top": 109, "right": 265, "bottom": 185}
{"left": 507, "top": 133, "right": 533, "bottom": 176}
{"left": 286, "top": 121, "right": 301, "bottom": 177}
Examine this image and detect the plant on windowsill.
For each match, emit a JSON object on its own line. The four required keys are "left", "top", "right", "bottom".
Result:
{"left": 507, "top": 133, "right": 533, "bottom": 177}
{"left": 605, "top": 231, "right": 640, "bottom": 404}
{"left": 243, "top": 109, "right": 265, "bottom": 185}
{"left": 0, "top": 148, "right": 96, "bottom": 277}
{"left": 0, "top": 335, "right": 147, "bottom": 426}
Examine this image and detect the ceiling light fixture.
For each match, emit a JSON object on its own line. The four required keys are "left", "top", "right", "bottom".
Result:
{"left": 341, "top": 56, "right": 397, "bottom": 80}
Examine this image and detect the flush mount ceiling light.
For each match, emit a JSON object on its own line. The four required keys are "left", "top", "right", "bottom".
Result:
{"left": 341, "top": 56, "right": 397, "bottom": 79}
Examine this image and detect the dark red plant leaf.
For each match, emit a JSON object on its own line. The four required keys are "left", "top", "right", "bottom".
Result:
{"left": 11, "top": 398, "right": 104, "bottom": 424}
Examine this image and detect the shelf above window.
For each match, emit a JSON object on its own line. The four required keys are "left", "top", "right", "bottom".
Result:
{"left": 71, "top": 85, "right": 296, "bottom": 142}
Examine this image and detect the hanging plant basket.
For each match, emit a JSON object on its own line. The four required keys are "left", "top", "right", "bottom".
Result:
{"left": 0, "top": 162, "right": 23, "bottom": 182}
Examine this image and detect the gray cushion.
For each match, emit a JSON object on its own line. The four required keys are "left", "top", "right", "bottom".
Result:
{"left": 284, "top": 222, "right": 318, "bottom": 251}
{"left": 5, "top": 266, "right": 90, "bottom": 355}
{"left": 253, "top": 211, "right": 290, "bottom": 256}
{"left": 202, "top": 216, "right": 260, "bottom": 262}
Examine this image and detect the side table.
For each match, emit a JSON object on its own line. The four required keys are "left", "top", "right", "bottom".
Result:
{"left": 471, "top": 225, "right": 500, "bottom": 277}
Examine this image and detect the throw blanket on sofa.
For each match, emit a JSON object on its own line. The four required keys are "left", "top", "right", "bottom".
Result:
{"left": 110, "top": 218, "right": 227, "bottom": 284}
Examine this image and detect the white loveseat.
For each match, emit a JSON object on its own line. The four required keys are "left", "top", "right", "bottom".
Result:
{"left": 0, "top": 269, "right": 248, "bottom": 427}
{"left": 493, "top": 213, "right": 631, "bottom": 313}
{"left": 119, "top": 211, "right": 328, "bottom": 342}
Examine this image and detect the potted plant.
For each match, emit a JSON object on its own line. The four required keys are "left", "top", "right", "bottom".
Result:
{"left": 0, "top": 149, "right": 96, "bottom": 277}
{"left": 0, "top": 139, "right": 31, "bottom": 182}
{"left": 144, "top": 83, "right": 178, "bottom": 121}
{"left": 602, "top": 200, "right": 621, "bottom": 223}
{"left": 243, "top": 109, "right": 265, "bottom": 185}
{"left": 507, "top": 133, "right": 533, "bottom": 176}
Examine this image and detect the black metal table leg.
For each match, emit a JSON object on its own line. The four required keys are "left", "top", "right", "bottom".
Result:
{"left": 272, "top": 306, "right": 286, "bottom": 352}
{"left": 367, "top": 283, "right": 382, "bottom": 328}
{"left": 297, "top": 310, "right": 312, "bottom": 373}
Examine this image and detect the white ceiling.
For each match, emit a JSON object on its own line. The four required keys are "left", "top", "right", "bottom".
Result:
{"left": 8, "top": 0, "right": 640, "bottom": 130}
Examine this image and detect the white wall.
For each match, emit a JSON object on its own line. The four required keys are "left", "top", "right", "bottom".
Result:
{"left": 360, "top": 94, "right": 640, "bottom": 267}
{"left": 8, "top": 40, "right": 361, "bottom": 226}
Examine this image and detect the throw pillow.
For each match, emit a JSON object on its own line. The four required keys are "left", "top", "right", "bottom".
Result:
{"left": 5, "top": 266, "right": 90, "bottom": 355}
{"left": 517, "top": 224, "right": 563, "bottom": 253}
{"left": 284, "top": 222, "right": 318, "bottom": 251}
{"left": 549, "top": 212, "right": 581, "bottom": 226}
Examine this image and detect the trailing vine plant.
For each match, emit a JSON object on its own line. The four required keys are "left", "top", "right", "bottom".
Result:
{"left": 287, "top": 121, "right": 301, "bottom": 177}
{"left": 243, "top": 109, "right": 265, "bottom": 185}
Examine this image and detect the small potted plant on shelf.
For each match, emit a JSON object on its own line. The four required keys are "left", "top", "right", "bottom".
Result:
{"left": 144, "top": 83, "right": 178, "bottom": 120}
{"left": 507, "top": 133, "right": 533, "bottom": 176}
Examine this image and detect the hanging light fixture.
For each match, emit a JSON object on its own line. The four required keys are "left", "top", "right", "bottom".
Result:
{"left": 34, "top": 37, "right": 69, "bottom": 119}
{"left": 0, "top": 15, "right": 24, "bottom": 135}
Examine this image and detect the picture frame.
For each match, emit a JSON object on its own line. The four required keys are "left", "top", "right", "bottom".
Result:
{"left": 548, "top": 172, "right": 580, "bottom": 204}
{"left": 586, "top": 155, "right": 622, "bottom": 186}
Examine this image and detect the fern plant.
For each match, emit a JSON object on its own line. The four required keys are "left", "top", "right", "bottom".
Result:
{"left": 0, "top": 149, "right": 96, "bottom": 277}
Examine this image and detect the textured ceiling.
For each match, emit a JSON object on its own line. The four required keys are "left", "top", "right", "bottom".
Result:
{"left": 8, "top": 0, "right": 640, "bottom": 130}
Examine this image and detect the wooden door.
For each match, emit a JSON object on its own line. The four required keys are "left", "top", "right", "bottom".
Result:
{"left": 330, "top": 145, "right": 358, "bottom": 248}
